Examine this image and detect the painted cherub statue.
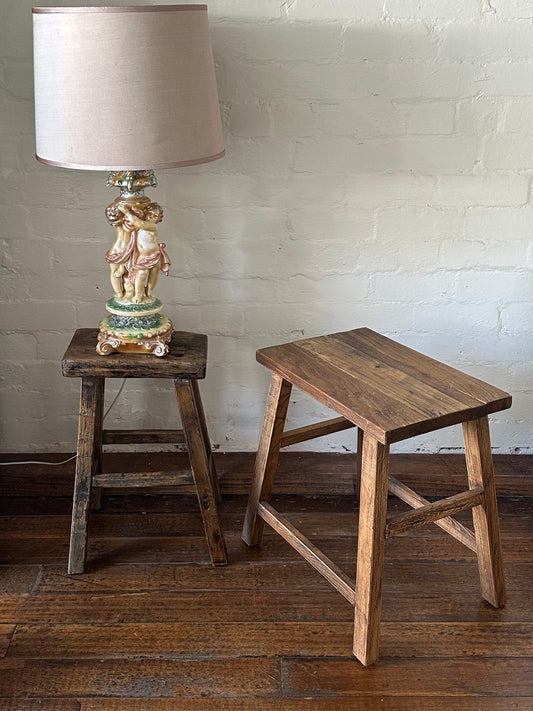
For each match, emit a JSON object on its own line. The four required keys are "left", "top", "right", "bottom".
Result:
{"left": 104, "top": 203, "right": 138, "bottom": 301}
{"left": 104, "top": 202, "right": 170, "bottom": 304}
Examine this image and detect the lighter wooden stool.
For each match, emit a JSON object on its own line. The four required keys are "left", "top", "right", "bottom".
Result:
{"left": 63, "top": 328, "right": 227, "bottom": 574}
{"left": 242, "top": 328, "right": 512, "bottom": 665}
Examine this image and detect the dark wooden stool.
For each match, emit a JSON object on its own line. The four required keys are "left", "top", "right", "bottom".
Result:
{"left": 242, "top": 327, "right": 512, "bottom": 665}
{"left": 63, "top": 328, "right": 227, "bottom": 574}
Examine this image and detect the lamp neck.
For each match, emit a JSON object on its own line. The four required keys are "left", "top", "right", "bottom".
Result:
{"left": 106, "top": 170, "right": 158, "bottom": 199}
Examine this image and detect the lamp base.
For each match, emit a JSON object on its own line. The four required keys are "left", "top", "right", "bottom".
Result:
{"left": 97, "top": 297, "right": 173, "bottom": 357}
{"left": 97, "top": 171, "right": 173, "bottom": 357}
{"left": 96, "top": 328, "right": 173, "bottom": 356}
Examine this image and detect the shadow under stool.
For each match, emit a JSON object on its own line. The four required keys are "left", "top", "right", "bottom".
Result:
{"left": 62, "top": 328, "right": 227, "bottom": 574}
{"left": 242, "top": 327, "right": 512, "bottom": 665}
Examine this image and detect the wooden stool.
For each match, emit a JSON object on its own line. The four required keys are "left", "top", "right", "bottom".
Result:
{"left": 62, "top": 328, "right": 227, "bottom": 574}
{"left": 242, "top": 327, "right": 512, "bottom": 665}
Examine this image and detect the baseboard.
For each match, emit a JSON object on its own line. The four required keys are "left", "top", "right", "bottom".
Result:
{"left": 0, "top": 451, "right": 531, "bottom": 498}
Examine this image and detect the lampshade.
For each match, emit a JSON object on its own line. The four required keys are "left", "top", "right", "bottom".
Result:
{"left": 32, "top": 5, "right": 225, "bottom": 170}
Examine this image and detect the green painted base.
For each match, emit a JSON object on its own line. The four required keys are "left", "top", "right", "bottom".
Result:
{"left": 105, "top": 312, "right": 162, "bottom": 332}
{"left": 97, "top": 313, "right": 173, "bottom": 356}
{"left": 99, "top": 313, "right": 172, "bottom": 342}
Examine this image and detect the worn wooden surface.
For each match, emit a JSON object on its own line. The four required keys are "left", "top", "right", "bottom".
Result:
{"left": 0, "top": 452, "right": 531, "bottom": 706}
{"left": 388, "top": 474, "right": 478, "bottom": 550}
{"left": 102, "top": 429, "right": 186, "bottom": 445}
{"left": 1, "top": 451, "right": 531, "bottom": 498}
{"left": 257, "top": 328, "right": 512, "bottom": 444}
{"left": 464, "top": 417, "right": 507, "bottom": 607}
{"left": 62, "top": 328, "right": 208, "bottom": 379}
{"left": 91, "top": 470, "right": 194, "bottom": 488}
{"left": 175, "top": 379, "right": 227, "bottom": 566}
{"left": 63, "top": 330, "right": 225, "bottom": 572}
{"left": 242, "top": 373, "right": 292, "bottom": 546}
{"left": 247, "top": 329, "right": 510, "bottom": 663}
{"left": 68, "top": 376, "right": 104, "bottom": 574}
{"left": 258, "top": 501, "right": 356, "bottom": 604}
{"left": 280, "top": 416, "right": 355, "bottom": 448}
{"left": 352, "top": 434, "right": 390, "bottom": 664}
{"left": 190, "top": 379, "right": 222, "bottom": 504}
{"left": 386, "top": 485, "right": 484, "bottom": 538}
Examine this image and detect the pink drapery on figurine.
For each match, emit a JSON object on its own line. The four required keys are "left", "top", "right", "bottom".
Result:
{"left": 105, "top": 202, "right": 170, "bottom": 305}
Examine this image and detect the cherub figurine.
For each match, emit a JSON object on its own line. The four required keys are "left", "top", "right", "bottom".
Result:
{"left": 121, "top": 203, "right": 170, "bottom": 303}
{"left": 104, "top": 202, "right": 170, "bottom": 304}
{"left": 104, "top": 203, "right": 137, "bottom": 300}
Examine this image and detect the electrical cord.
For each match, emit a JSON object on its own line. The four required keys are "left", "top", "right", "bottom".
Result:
{"left": 0, "top": 378, "right": 127, "bottom": 466}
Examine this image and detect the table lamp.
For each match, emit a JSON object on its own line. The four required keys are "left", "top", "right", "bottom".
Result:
{"left": 32, "top": 5, "right": 224, "bottom": 356}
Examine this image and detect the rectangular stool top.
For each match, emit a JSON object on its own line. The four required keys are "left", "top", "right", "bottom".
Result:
{"left": 62, "top": 329, "right": 208, "bottom": 379}
{"left": 257, "top": 328, "right": 512, "bottom": 444}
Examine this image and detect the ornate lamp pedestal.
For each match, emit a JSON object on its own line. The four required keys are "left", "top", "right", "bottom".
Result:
{"left": 96, "top": 171, "right": 173, "bottom": 357}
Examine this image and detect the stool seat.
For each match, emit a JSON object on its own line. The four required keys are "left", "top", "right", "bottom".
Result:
{"left": 257, "top": 328, "right": 511, "bottom": 444}
{"left": 242, "top": 327, "right": 512, "bottom": 665}
{"left": 63, "top": 328, "right": 227, "bottom": 574}
{"left": 63, "top": 328, "right": 208, "bottom": 380}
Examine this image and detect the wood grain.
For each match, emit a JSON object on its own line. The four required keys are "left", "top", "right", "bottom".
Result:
{"left": 77, "top": 699, "right": 533, "bottom": 711}
{"left": 31, "top": 557, "right": 533, "bottom": 594}
{"left": 68, "top": 376, "right": 103, "bottom": 575}
{"left": 2, "top": 532, "right": 530, "bottom": 568}
{"left": 0, "top": 624, "right": 14, "bottom": 658}
{"left": 61, "top": 329, "right": 225, "bottom": 571}
{"left": 242, "top": 373, "right": 292, "bottom": 546}
{"left": 62, "top": 329, "right": 207, "bottom": 380}
{"left": 283, "top": 657, "right": 533, "bottom": 697}
{"left": 174, "top": 379, "right": 227, "bottom": 566}
{"left": 386, "top": 486, "right": 483, "bottom": 538}
{"left": 102, "top": 429, "right": 186, "bottom": 445}
{"left": 0, "top": 658, "right": 280, "bottom": 698}
{"left": 464, "top": 417, "right": 507, "bottom": 607}
{"left": 280, "top": 417, "right": 355, "bottom": 448}
{"left": 7, "top": 621, "right": 532, "bottom": 659}
{"left": 247, "top": 329, "right": 512, "bottom": 663}
{"left": 92, "top": 470, "right": 193, "bottom": 488}
{"left": 258, "top": 502, "right": 355, "bottom": 604}
{"left": 256, "top": 328, "right": 511, "bottom": 444}
{"left": 337, "top": 329, "right": 511, "bottom": 412}
{"left": 190, "top": 378, "right": 222, "bottom": 504}
{"left": 0, "top": 453, "right": 531, "bottom": 708}
{"left": 0, "top": 566, "right": 41, "bottom": 593}
{"left": 2, "top": 585, "right": 531, "bottom": 626}
{"left": 353, "top": 434, "right": 390, "bottom": 665}
{"left": 1, "top": 497, "right": 530, "bottom": 540}
{"left": 388, "top": 475, "right": 477, "bottom": 550}
{"left": 1, "top": 452, "right": 531, "bottom": 499}
{"left": 0, "top": 702, "right": 82, "bottom": 711}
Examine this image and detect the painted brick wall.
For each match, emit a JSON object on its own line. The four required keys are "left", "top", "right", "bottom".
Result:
{"left": 1, "top": 0, "right": 531, "bottom": 454}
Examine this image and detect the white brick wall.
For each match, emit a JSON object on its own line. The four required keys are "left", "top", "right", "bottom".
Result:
{"left": 0, "top": 0, "right": 531, "bottom": 454}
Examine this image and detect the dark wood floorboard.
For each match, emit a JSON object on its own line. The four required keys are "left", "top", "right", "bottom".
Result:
{"left": 0, "top": 452, "right": 531, "bottom": 709}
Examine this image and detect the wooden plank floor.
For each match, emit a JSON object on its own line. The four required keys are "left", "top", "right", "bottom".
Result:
{"left": 0, "top": 452, "right": 532, "bottom": 710}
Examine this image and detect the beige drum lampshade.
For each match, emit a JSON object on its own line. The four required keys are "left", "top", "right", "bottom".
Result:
{"left": 32, "top": 5, "right": 224, "bottom": 170}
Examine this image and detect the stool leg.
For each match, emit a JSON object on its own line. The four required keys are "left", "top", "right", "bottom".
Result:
{"left": 353, "top": 433, "right": 390, "bottom": 666}
{"left": 68, "top": 376, "right": 104, "bottom": 574}
{"left": 90, "top": 378, "right": 105, "bottom": 512}
{"left": 463, "top": 417, "right": 506, "bottom": 608}
{"left": 242, "top": 373, "right": 292, "bottom": 547}
{"left": 175, "top": 378, "right": 227, "bottom": 566}
{"left": 191, "top": 379, "right": 222, "bottom": 504}
{"left": 354, "top": 427, "right": 363, "bottom": 500}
